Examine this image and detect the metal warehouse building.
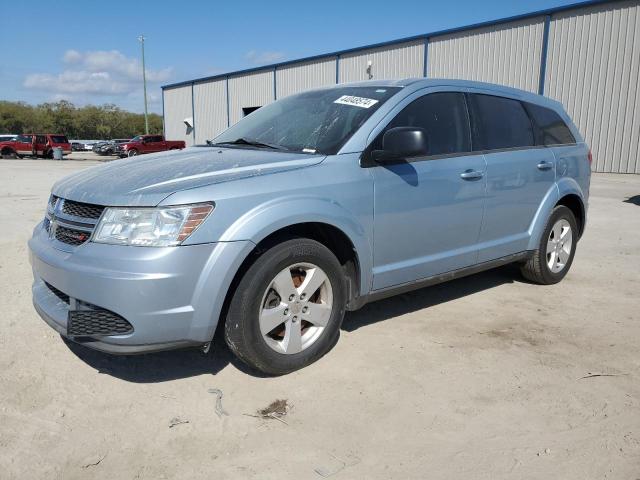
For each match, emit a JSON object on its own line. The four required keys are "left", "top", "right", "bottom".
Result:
{"left": 162, "top": 0, "right": 640, "bottom": 173}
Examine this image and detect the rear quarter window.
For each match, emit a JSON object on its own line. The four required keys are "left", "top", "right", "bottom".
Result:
{"left": 523, "top": 102, "right": 576, "bottom": 146}
{"left": 50, "top": 136, "right": 69, "bottom": 143}
{"left": 468, "top": 94, "right": 535, "bottom": 151}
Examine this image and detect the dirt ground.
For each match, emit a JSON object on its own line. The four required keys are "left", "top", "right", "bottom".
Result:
{"left": 0, "top": 159, "right": 638, "bottom": 479}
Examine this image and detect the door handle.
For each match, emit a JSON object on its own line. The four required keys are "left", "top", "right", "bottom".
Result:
{"left": 537, "top": 161, "right": 554, "bottom": 171}
{"left": 460, "top": 169, "right": 484, "bottom": 180}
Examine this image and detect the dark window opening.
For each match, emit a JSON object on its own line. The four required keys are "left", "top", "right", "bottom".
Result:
{"left": 371, "top": 92, "right": 471, "bottom": 157}
{"left": 467, "top": 93, "right": 535, "bottom": 151}
{"left": 523, "top": 102, "right": 576, "bottom": 146}
{"left": 242, "top": 106, "right": 261, "bottom": 117}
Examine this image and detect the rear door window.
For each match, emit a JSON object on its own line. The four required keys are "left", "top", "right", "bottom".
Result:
{"left": 373, "top": 92, "right": 471, "bottom": 156}
{"left": 468, "top": 94, "right": 534, "bottom": 151}
{"left": 523, "top": 102, "right": 576, "bottom": 145}
{"left": 50, "top": 135, "right": 68, "bottom": 143}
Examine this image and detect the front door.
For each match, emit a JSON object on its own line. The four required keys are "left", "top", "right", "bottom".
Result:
{"left": 15, "top": 135, "right": 33, "bottom": 155}
{"left": 369, "top": 91, "right": 487, "bottom": 290}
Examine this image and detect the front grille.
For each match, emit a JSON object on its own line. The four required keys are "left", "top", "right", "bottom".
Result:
{"left": 45, "top": 282, "right": 70, "bottom": 304}
{"left": 68, "top": 310, "right": 134, "bottom": 337}
{"left": 62, "top": 199, "right": 105, "bottom": 219}
{"left": 49, "top": 195, "right": 58, "bottom": 207}
{"left": 54, "top": 225, "right": 91, "bottom": 246}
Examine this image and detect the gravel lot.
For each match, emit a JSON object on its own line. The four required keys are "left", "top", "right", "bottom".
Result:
{"left": 1, "top": 159, "right": 639, "bottom": 479}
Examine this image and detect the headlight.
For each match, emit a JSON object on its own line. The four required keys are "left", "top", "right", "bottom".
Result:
{"left": 92, "top": 203, "right": 213, "bottom": 247}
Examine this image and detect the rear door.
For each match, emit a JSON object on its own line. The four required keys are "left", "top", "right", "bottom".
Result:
{"left": 369, "top": 90, "right": 487, "bottom": 290}
{"left": 467, "top": 92, "right": 557, "bottom": 262}
{"left": 145, "top": 135, "right": 165, "bottom": 153}
{"left": 35, "top": 135, "right": 47, "bottom": 156}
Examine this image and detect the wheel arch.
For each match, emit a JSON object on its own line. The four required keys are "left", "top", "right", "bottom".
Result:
{"left": 0, "top": 146, "right": 16, "bottom": 156}
{"left": 527, "top": 178, "right": 587, "bottom": 250}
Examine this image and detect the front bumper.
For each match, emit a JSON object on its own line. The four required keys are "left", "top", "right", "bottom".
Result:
{"left": 29, "top": 222, "right": 254, "bottom": 354}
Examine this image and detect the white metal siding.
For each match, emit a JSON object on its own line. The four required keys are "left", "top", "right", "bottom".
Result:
{"left": 228, "top": 70, "right": 274, "bottom": 125}
{"left": 545, "top": 1, "right": 640, "bottom": 173}
{"left": 276, "top": 57, "right": 337, "bottom": 98}
{"left": 339, "top": 40, "right": 424, "bottom": 82}
{"left": 427, "top": 17, "right": 545, "bottom": 93}
{"left": 193, "top": 80, "right": 227, "bottom": 143}
{"left": 163, "top": 86, "right": 194, "bottom": 146}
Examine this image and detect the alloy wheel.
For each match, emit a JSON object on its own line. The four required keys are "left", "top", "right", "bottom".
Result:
{"left": 259, "top": 262, "right": 333, "bottom": 354}
{"left": 546, "top": 218, "right": 573, "bottom": 273}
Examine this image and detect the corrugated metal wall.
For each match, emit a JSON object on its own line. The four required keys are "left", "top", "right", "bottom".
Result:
{"left": 193, "top": 79, "right": 227, "bottom": 143}
{"left": 339, "top": 40, "right": 425, "bottom": 82}
{"left": 545, "top": 0, "right": 640, "bottom": 173}
{"left": 228, "top": 70, "right": 274, "bottom": 125}
{"left": 276, "top": 57, "right": 337, "bottom": 98}
{"left": 428, "top": 17, "right": 545, "bottom": 93}
{"left": 163, "top": 0, "right": 640, "bottom": 173}
{"left": 163, "top": 85, "right": 194, "bottom": 146}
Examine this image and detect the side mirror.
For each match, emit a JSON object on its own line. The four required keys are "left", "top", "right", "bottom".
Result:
{"left": 372, "top": 127, "right": 429, "bottom": 163}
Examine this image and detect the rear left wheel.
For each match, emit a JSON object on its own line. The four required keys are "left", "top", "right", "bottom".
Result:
{"left": 520, "top": 205, "right": 578, "bottom": 284}
{"left": 224, "top": 238, "right": 346, "bottom": 375}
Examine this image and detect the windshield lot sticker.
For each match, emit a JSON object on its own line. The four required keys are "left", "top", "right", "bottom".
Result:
{"left": 334, "top": 95, "right": 379, "bottom": 108}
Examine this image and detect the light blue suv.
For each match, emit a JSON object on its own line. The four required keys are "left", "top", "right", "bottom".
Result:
{"left": 29, "top": 79, "right": 591, "bottom": 374}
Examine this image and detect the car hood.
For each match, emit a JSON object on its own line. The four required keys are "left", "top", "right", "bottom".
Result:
{"left": 52, "top": 146, "right": 326, "bottom": 206}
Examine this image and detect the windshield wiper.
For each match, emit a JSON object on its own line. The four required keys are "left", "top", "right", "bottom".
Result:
{"left": 209, "top": 137, "right": 288, "bottom": 150}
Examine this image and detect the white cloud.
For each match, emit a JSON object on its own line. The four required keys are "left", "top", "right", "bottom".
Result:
{"left": 245, "top": 50, "right": 286, "bottom": 65}
{"left": 24, "top": 49, "right": 173, "bottom": 100}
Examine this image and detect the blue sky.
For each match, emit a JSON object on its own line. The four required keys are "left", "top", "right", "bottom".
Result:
{"left": 0, "top": 0, "right": 579, "bottom": 113}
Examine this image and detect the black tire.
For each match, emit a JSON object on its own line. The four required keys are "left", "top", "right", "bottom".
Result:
{"left": 128, "top": 149, "right": 138, "bottom": 157}
{"left": 520, "top": 205, "right": 578, "bottom": 285}
{"left": 224, "top": 238, "right": 346, "bottom": 375}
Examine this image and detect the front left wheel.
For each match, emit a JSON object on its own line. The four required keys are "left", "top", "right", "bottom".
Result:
{"left": 224, "top": 238, "right": 347, "bottom": 375}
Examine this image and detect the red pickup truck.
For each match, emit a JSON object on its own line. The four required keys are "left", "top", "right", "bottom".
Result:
{"left": 118, "top": 134, "right": 186, "bottom": 158}
{"left": 0, "top": 134, "right": 71, "bottom": 158}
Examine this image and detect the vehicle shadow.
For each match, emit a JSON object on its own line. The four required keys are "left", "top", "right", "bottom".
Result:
{"left": 64, "top": 264, "right": 522, "bottom": 382}
{"left": 342, "top": 264, "right": 521, "bottom": 332}
{"left": 62, "top": 326, "right": 270, "bottom": 382}
{"left": 623, "top": 194, "right": 640, "bottom": 206}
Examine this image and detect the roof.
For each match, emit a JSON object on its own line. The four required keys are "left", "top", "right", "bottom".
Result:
{"left": 162, "top": 0, "right": 618, "bottom": 90}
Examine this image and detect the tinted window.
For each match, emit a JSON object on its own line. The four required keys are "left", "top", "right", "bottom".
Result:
{"left": 50, "top": 135, "right": 68, "bottom": 143}
{"left": 524, "top": 102, "right": 576, "bottom": 145}
{"left": 373, "top": 92, "right": 471, "bottom": 156}
{"left": 468, "top": 94, "right": 534, "bottom": 150}
{"left": 16, "top": 135, "right": 31, "bottom": 143}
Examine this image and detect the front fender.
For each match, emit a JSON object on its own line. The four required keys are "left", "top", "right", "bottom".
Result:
{"left": 220, "top": 195, "right": 373, "bottom": 296}
{"left": 526, "top": 177, "right": 586, "bottom": 250}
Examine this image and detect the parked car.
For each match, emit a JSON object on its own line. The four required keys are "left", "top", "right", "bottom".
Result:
{"left": 0, "top": 134, "right": 71, "bottom": 158}
{"left": 71, "top": 142, "right": 84, "bottom": 151}
{"left": 29, "top": 79, "right": 591, "bottom": 375}
{"left": 96, "top": 139, "right": 130, "bottom": 156}
{"left": 84, "top": 142, "right": 97, "bottom": 151}
{"left": 117, "top": 134, "right": 186, "bottom": 157}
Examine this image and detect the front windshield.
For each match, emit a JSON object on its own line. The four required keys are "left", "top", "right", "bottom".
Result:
{"left": 130, "top": 135, "right": 142, "bottom": 142}
{"left": 211, "top": 86, "right": 401, "bottom": 155}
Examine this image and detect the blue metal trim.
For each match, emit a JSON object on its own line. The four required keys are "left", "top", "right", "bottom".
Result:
{"left": 335, "top": 55, "right": 340, "bottom": 84}
{"left": 191, "top": 83, "right": 196, "bottom": 142}
{"left": 423, "top": 37, "right": 429, "bottom": 77}
{"left": 538, "top": 14, "right": 552, "bottom": 95}
{"left": 273, "top": 66, "right": 277, "bottom": 100}
{"left": 225, "top": 76, "right": 230, "bottom": 127}
{"left": 162, "top": 0, "right": 618, "bottom": 90}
